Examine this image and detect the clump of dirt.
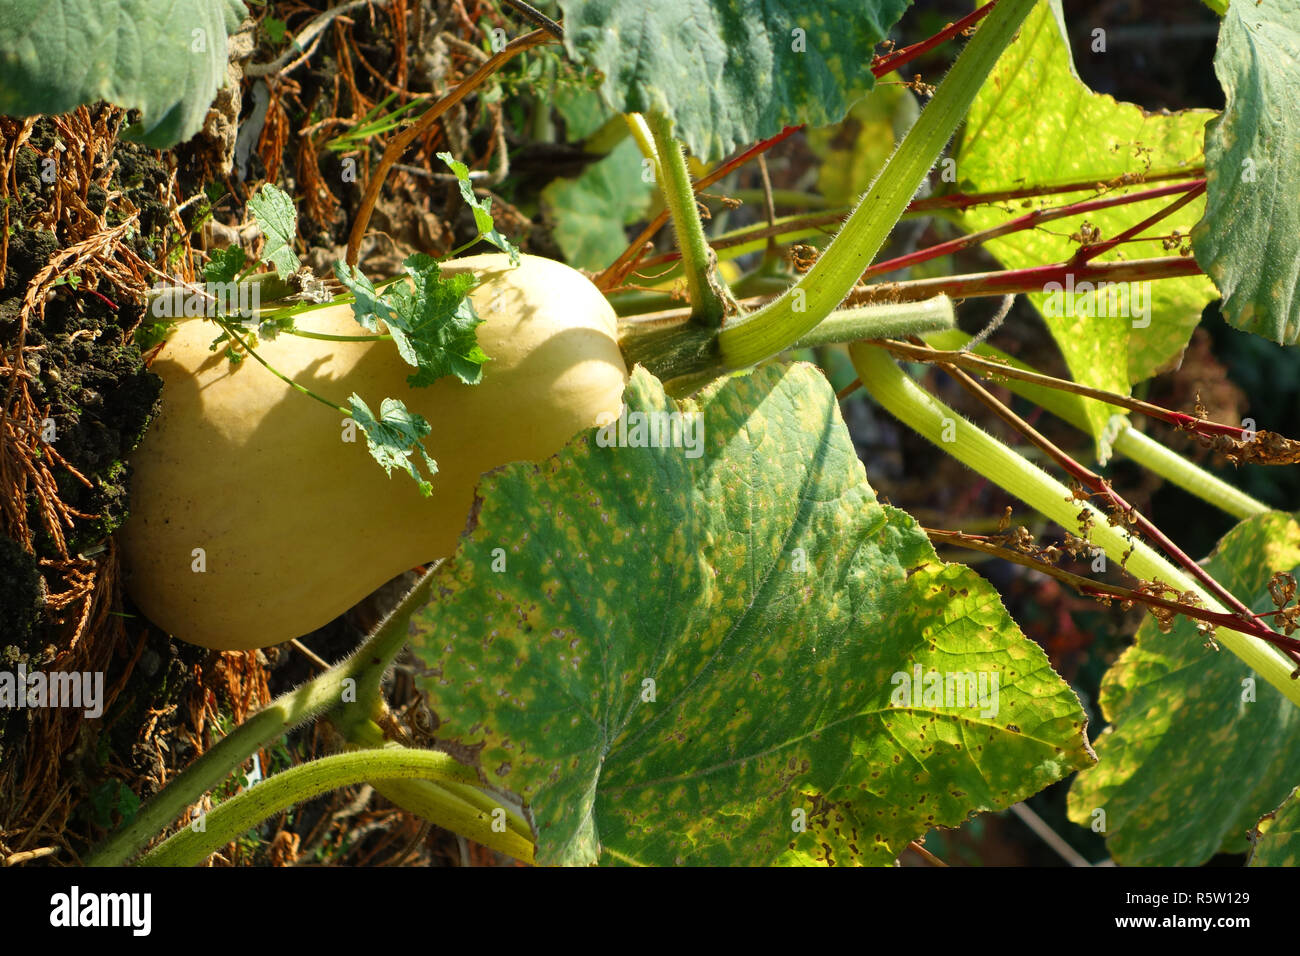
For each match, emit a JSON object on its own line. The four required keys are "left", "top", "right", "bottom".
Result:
{"left": 0, "top": 119, "right": 164, "bottom": 648}
{"left": 0, "top": 108, "right": 212, "bottom": 861}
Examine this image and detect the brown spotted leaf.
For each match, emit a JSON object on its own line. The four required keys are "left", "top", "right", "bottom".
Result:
{"left": 407, "top": 364, "right": 1094, "bottom": 866}
{"left": 1068, "top": 511, "right": 1300, "bottom": 865}
{"left": 1249, "top": 787, "right": 1300, "bottom": 867}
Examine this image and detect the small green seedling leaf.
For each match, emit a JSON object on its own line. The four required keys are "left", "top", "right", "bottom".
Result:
{"left": 438, "top": 152, "right": 520, "bottom": 264}
{"left": 333, "top": 261, "right": 397, "bottom": 331}
{"left": 334, "top": 256, "right": 488, "bottom": 387}
{"left": 203, "top": 246, "right": 248, "bottom": 284}
{"left": 347, "top": 393, "right": 438, "bottom": 496}
{"left": 248, "top": 183, "right": 301, "bottom": 278}
{"left": 387, "top": 254, "right": 487, "bottom": 387}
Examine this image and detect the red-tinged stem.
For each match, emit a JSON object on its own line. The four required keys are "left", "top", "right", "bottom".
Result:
{"left": 878, "top": 339, "right": 1253, "bottom": 441}
{"left": 871, "top": 2, "right": 997, "bottom": 76}
{"left": 863, "top": 179, "right": 1204, "bottom": 282}
{"left": 81, "top": 287, "right": 120, "bottom": 311}
{"left": 907, "top": 168, "right": 1206, "bottom": 213}
{"left": 596, "top": 125, "right": 804, "bottom": 291}
{"left": 935, "top": 359, "right": 1286, "bottom": 650}
{"left": 1070, "top": 181, "right": 1206, "bottom": 265}
{"left": 599, "top": 0, "right": 1000, "bottom": 292}
{"left": 847, "top": 255, "right": 1203, "bottom": 304}
{"left": 929, "top": 529, "right": 1300, "bottom": 654}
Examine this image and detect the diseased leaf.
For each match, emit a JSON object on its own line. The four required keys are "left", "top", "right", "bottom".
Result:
{"left": 950, "top": 0, "right": 1216, "bottom": 447}
{"left": 438, "top": 152, "right": 520, "bottom": 263}
{"left": 0, "top": 0, "right": 246, "bottom": 147}
{"left": 542, "top": 138, "right": 654, "bottom": 271}
{"left": 1249, "top": 787, "right": 1300, "bottom": 866}
{"left": 1192, "top": 0, "right": 1300, "bottom": 344}
{"left": 555, "top": 0, "right": 910, "bottom": 162}
{"left": 1068, "top": 511, "right": 1300, "bottom": 866}
{"left": 408, "top": 364, "right": 1094, "bottom": 866}
{"left": 248, "top": 184, "right": 300, "bottom": 278}
{"left": 346, "top": 393, "right": 438, "bottom": 496}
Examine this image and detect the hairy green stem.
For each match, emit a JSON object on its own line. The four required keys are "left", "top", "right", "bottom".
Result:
{"left": 343, "top": 720, "right": 534, "bottom": 862}
{"left": 923, "top": 330, "right": 1270, "bottom": 520}
{"left": 850, "top": 343, "right": 1300, "bottom": 706}
{"left": 136, "top": 749, "right": 489, "bottom": 866}
{"left": 217, "top": 319, "right": 348, "bottom": 414}
{"left": 86, "top": 572, "right": 437, "bottom": 866}
{"left": 792, "top": 297, "right": 954, "bottom": 349}
{"left": 618, "top": 299, "right": 954, "bottom": 383}
{"left": 718, "top": 0, "right": 1036, "bottom": 369}
{"left": 284, "top": 329, "right": 390, "bottom": 342}
{"left": 648, "top": 111, "right": 730, "bottom": 327}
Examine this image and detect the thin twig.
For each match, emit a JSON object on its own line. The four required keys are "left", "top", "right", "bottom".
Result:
{"left": 345, "top": 28, "right": 553, "bottom": 266}
{"left": 877, "top": 339, "right": 1254, "bottom": 441}
{"left": 247, "top": 0, "right": 393, "bottom": 78}
{"left": 927, "top": 360, "right": 1300, "bottom": 661}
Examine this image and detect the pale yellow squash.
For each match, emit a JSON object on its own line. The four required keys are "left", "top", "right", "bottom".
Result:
{"left": 120, "top": 254, "right": 628, "bottom": 650}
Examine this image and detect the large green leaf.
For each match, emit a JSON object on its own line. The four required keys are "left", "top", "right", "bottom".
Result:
{"left": 1191, "top": 0, "right": 1300, "bottom": 345}
{"left": 407, "top": 363, "right": 1093, "bottom": 866}
{"left": 950, "top": 0, "right": 1216, "bottom": 445}
{"left": 0, "top": 0, "right": 246, "bottom": 147}
{"left": 1249, "top": 787, "right": 1300, "bottom": 866}
{"left": 1067, "top": 511, "right": 1300, "bottom": 866}
{"left": 555, "top": 0, "right": 910, "bottom": 162}
{"left": 541, "top": 137, "right": 654, "bottom": 271}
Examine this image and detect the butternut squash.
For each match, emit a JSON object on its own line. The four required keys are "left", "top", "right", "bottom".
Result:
{"left": 119, "top": 254, "right": 628, "bottom": 650}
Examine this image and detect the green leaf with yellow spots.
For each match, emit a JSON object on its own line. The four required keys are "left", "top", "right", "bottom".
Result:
{"left": 1249, "top": 787, "right": 1300, "bottom": 866}
{"left": 1068, "top": 510, "right": 1300, "bottom": 866}
{"left": 1191, "top": 0, "right": 1300, "bottom": 345}
{"left": 406, "top": 363, "right": 1094, "bottom": 866}
{"left": 554, "top": 0, "right": 910, "bottom": 162}
{"left": 949, "top": 0, "right": 1216, "bottom": 448}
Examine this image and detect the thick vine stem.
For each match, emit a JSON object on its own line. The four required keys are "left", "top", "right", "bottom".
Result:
{"left": 717, "top": 0, "right": 1037, "bottom": 370}
{"left": 791, "top": 297, "right": 953, "bottom": 349}
{"left": 647, "top": 111, "right": 731, "bottom": 327}
{"left": 342, "top": 723, "right": 536, "bottom": 864}
{"left": 849, "top": 343, "right": 1300, "bottom": 707}
{"left": 135, "top": 749, "right": 494, "bottom": 867}
{"left": 618, "top": 298, "right": 954, "bottom": 384}
{"left": 86, "top": 570, "right": 438, "bottom": 866}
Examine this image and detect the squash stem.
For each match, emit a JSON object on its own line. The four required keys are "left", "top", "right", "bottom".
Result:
{"left": 647, "top": 111, "right": 733, "bottom": 328}
{"left": 134, "top": 748, "right": 532, "bottom": 866}
{"left": 617, "top": 298, "right": 955, "bottom": 383}
{"left": 717, "top": 0, "right": 1037, "bottom": 370}
{"left": 86, "top": 572, "right": 439, "bottom": 866}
